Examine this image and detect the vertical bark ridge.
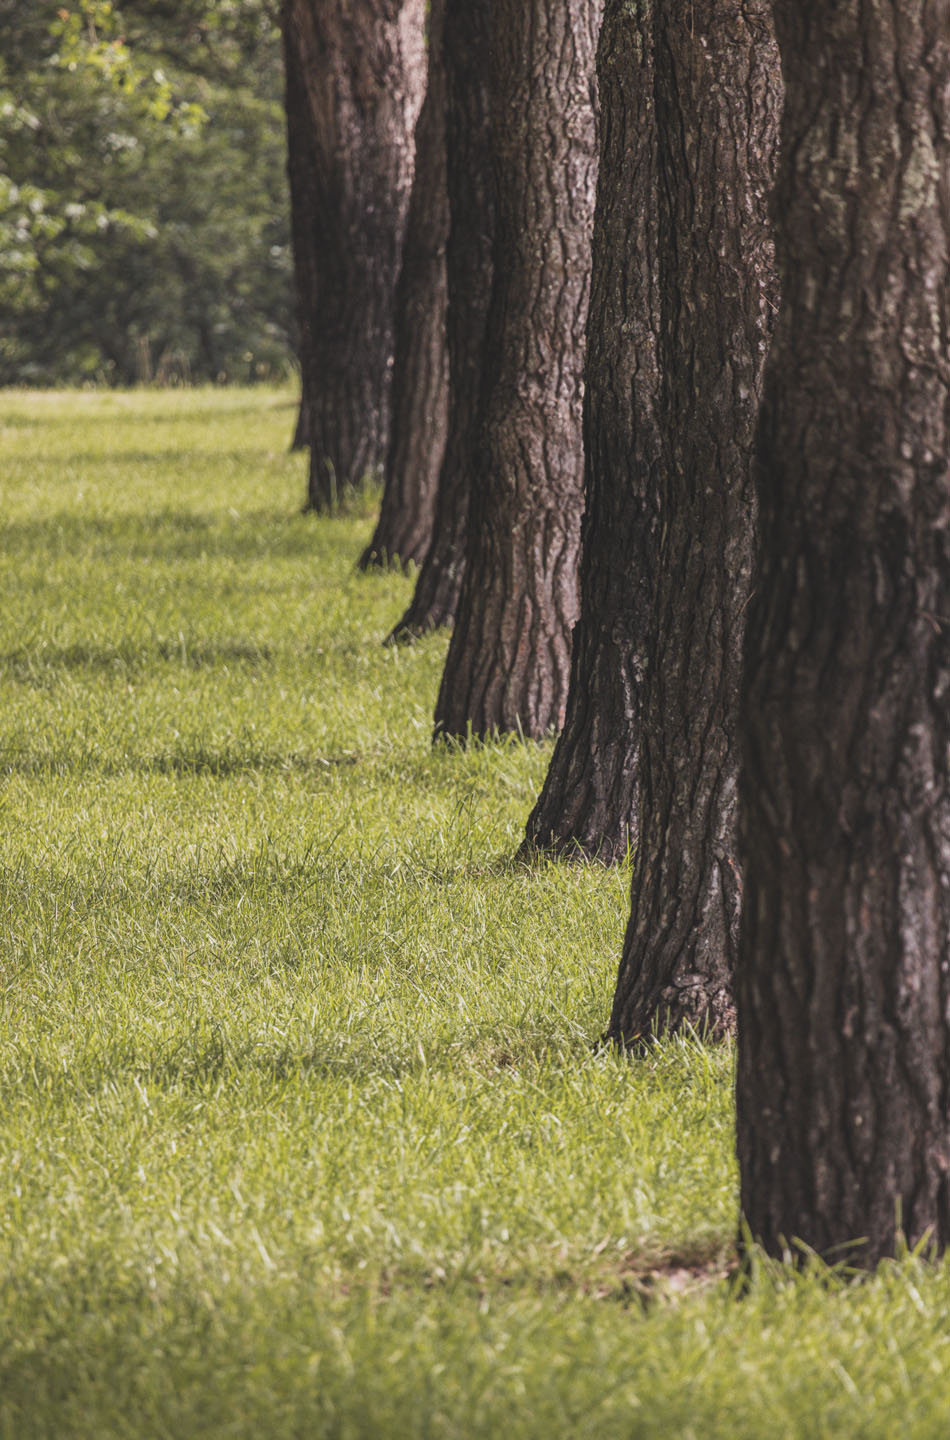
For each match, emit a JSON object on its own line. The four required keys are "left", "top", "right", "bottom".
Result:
{"left": 281, "top": 0, "right": 426, "bottom": 511}
{"left": 737, "top": 0, "right": 950, "bottom": 1265}
{"left": 388, "top": 0, "right": 496, "bottom": 640}
{"left": 607, "top": 0, "right": 780, "bottom": 1041}
{"left": 524, "top": 0, "right": 661, "bottom": 861}
{"left": 360, "top": 0, "right": 449, "bottom": 571}
{"left": 432, "top": 0, "right": 601, "bottom": 740}
{"left": 283, "top": 19, "right": 316, "bottom": 452}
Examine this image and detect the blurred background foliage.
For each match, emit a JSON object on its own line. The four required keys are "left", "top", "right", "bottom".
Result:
{"left": 0, "top": 0, "right": 295, "bottom": 386}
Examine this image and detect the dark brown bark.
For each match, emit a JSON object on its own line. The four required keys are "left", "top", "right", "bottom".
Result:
{"left": 359, "top": 0, "right": 449, "bottom": 571}
{"left": 606, "top": 0, "right": 780, "bottom": 1041}
{"left": 737, "top": 0, "right": 950, "bottom": 1267}
{"left": 281, "top": 0, "right": 426, "bottom": 510}
{"left": 291, "top": 393, "right": 310, "bottom": 451}
{"left": 524, "top": 0, "right": 661, "bottom": 861}
{"left": 283, "top": 18, "right": 315, "bottom": 453}
{"left": 388, "top": 0, "right": 495, "bottom": 639}
{"left": 430, "top": 0, "right": 600, "bottom": 739}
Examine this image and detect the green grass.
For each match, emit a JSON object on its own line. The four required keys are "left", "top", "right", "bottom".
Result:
{"left": 2, "top": 387, "right": 950, "bottom": 1438}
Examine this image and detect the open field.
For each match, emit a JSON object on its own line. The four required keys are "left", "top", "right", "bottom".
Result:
{"left": 2, "top": 388, "right": 950, "bottom": 1437}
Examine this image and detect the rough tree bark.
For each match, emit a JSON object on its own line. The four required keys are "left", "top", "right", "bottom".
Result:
{"left": 524, "top": 0, "right": 661, "bottom": 861}
{"left": 737, "top": 0, "right": 950, "bottom": 1267}
{"left": 606, "top": 0, "right": 780, "bottom": 1041}
{"left": 359, "top": 0, "right": 449, "bottom": 571}
{"left": 291, "top": 397, "right": 311, "bottom": 451}
{"left": 283, "top": 18, "right": 315, "bottom": 451}
{"left": 281, "top": 0, "right": 426, "bottom": 510}
{"left": 431, "top": 0, "right": 600, "bottom": 739}
{"left": 388, "top": 0, "right": 495, "bottom": 639}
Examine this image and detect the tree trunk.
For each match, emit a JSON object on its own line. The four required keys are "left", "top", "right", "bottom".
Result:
{"left": 430, "top": 0, "right": 600, "bottom": 739}
{"left": 291, "top": 393, "right": 310, "bottom": 451}
{"left": 523, "top": 0, "right": 661, "bottom": 862}
{"left": 359, "top": 0, "right": 449, "bottom": 571}
{"left": 281, "top": 0, "right": 426, "bottom": 510}
{"left": 283, "top": 17, "right": 315, "bottom": 452}
{"left": 387, "top": 0, "right": 495, "bottom": 639}
{"left": 737, "top": 0, "right": 950, "bottom": 1267}
{"left": 606, "top": 0, "right": 780, "bottom": 1041}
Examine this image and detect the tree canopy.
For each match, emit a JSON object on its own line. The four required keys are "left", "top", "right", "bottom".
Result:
{"left": 0, "top": 0, "right": 293, "bottom": 385}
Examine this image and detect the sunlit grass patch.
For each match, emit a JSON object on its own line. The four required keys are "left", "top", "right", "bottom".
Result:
{"left": 2, "top": 388, "right": 949, "bottom": 1438}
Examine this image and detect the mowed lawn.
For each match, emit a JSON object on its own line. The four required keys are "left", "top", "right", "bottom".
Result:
{"left": 2, "top": 388, "right": 950, "bottom": 1439}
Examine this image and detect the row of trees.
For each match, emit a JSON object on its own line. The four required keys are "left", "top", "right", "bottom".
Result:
{"left": 284, "top": 0, "right": 950, "bottom": 1269}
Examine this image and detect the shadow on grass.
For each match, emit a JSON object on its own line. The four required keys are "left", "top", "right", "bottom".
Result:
{"left": 1, "top": 639, "right": 277, "bottom": 683}
{"left": 93, "top": 397, "right": 296, "bottom": 425}
{"left": 1, "top": 391, "right": 291, "bottom": 421}
{"left": 0, "top": 506, "right": 337, "bottom": 564}
{"left": 0, "top": 1020, "right": 614, "bottom": 1111}
{"left": 57, "top": 448, "right": 287, "bottom": 467}
{"left": 142, "top": 747, "right": 361, "bottom": 779}
{"left": 401, "top": 852, "right": 546, "bottom": 888}
{"left": 0, "top": 841, "right": 514, "bottom": 940}
{"left": 0, "top": 745, "right": 363, "bottom": 779}
{"left": 0, "top": 1239, "right": 736, "bottom": 1428}
{"left": 377, "top": 1240, "right": 735, "bottom": 1308}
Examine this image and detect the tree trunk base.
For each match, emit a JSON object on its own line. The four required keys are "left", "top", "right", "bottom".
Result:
{"left": 605, "top": 983, "right": 736, "bottom": 1048}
